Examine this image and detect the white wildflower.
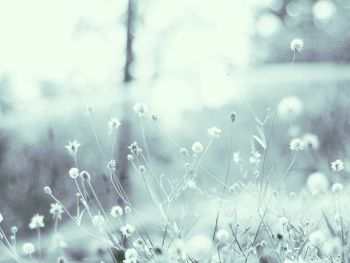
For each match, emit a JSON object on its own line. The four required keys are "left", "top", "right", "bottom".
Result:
{"left": 124, "top": 248, "right": 138, "bottom": 262}
{"left": 0, "top": 213, "right": 3, "bottom": 223}
{"left": 289, "top": 138, "right": 304, "bottom": 151}
{"left": 50, "top": 203, "right": 64, "bottom": 220}
{"left": 65, "top": 140, "right": 81, "bottom": 156}
{"left": 128, "top": 142, "right": 142, "bottom": 156}
{"left": 216, "top": 229, "right": 229, "bottom": 243}
{"left": 331, "top": 159, "right": 344, "bottom": 172}
{"left": 277, "top": 96, "right": 303, "bottom": 120}
{"left": 133, "top": 103, "right": 148, "bottom": 117}
{"left": 107, "top": 160, "right": 117, "bottom": 171}
{"left": 306, "top": 172, "right": 329, "bottom": 196}
{"left": 192, "top": 142, "right": 203, "bottom": 154}
{"left": 331, "top": 183, "right": 344, "bottom": 193}
{"left": 29, "top": 214, "right": 44, "bottom": 230}
{"left": 43, "top": 186, "right": 52, "bottom": 195}
{"left": 108, "top": 118, "right": 121, "bottom": 134}
{"left": 309, "top": 230, "right": 325, "bottom": 245}
{"left": 120, "top": 224, "right": 135, "bottom": 237}
{"left": 207, "top": 127, "right": 221, "bottom": 138}
{"left": 302, "top": 133, "right": 320, "bottom": 150}
{"left": 139, "top": 165, "right": 146, "bottom": 173}
{"left": 110, "top": 206, "right": 123, "bottom": 218}
{"left": 127, "top": 154, "right": 133, "bottom": 161}
{"left": 290, "top": 38, "right": 304, "bottom": 53}
{"left": 51, "top": 233, "right": 67, "bottom": 250}
{"left": 22, "top": 242, "right": 35, "bottom": 255}
{"left": 69, "top": 167, "right": 80, "bottom": 179}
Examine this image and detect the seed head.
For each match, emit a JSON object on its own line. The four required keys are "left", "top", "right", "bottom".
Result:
{"left": 69, "top": 167, "right": 80, "bottom": 179}
{"left": 44, "top": 186, "right": 52, "bottom": 195}
{"left": 290, "top": 38, "right": 304, "bottom": 53}
{"left": 110, "top": 206, "right": 123, "bottom": 218}
{"left": 192, "top": 142, "right": 204, "bottom": 154}
{"left": 22, "top": 242, "right": 35, "bottom": 255}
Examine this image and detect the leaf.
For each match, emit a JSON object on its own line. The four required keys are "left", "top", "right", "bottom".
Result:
{"left": 252, "top": 135, "right": 266, "bottom": 150}
{"left": 257, "top": 126, "right": 266, "bottom": 147}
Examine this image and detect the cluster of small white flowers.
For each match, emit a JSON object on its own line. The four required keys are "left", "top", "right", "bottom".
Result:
{"left": 249, "top": 151, "right": 261, "bottom": 164}
{"left": 110, "top": 205, "right": 123, "bottom": 218}
{"left": 133, "top": 103, "right": 148, "bottom": 117}
{"left": 207, "top": 127, "right": 221, "bottom": 138}
{"left": 302, "top": 133, "right": 320, "bottom": 150}
{"left": 120, "top": 224, "right": 135, "bottom": 237}
{"left": 192, "top": 142, "right": 203, "bottom": 154}
{"left": 50, "top": 203, "right": 64, "bottom": 220}
{"left": 29, "top": 214, "right": 45, "bottom": 229}
{"left": 65, "top": 140, "right": 81, "bottom": 156}
{"left": 331, "top": 159, "right": 344, "bottom": 172}
{"left": 108, "top": 117, "right": 121, "bottom": 134}
{"left": 289, "top": 138, "right": 304, "bottom": 151}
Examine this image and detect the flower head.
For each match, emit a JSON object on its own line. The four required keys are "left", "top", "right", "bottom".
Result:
{"left": 107, "top": 160, "right": 117, "bottom": 171}
{"left": 69, "top": 167, "right": 80, "bottom": 179}
{"left": 331, "top": 159, "right": 344, "bottom": 172}
{"left": 277, "top": 96, "right": 303, "bottom": 120}
{"left": 306, "top": 172, "right": 329, "bottom": 196}
{"left": 50, "top": 203, "right": 64, "bottom": 220}
{"left": 290, "top": 38, "right": 304, "bottom": 53}
{"left": 289, "top": 138, "right": 304, "bottom": 151}
{"left": 192, "top": 142, "right": 204, "bottom": 154}
{"left": 120, "top": 224, "right": 135, "bottom": 237}
{"left": 128, "top": 142, "right": 142, "bottom": 156}
{"left": 108, "top": 117, "right": 121, "bottom": 134}
{"left": 22, "top": 242, "right": 35, "bottom": 255}
{"left": 216, "top": 229, "right": 229, "bottom": 243}
{"left": 0, "top": 213, "right": 3, "bottom": 223}
{"left": 29, "top": 214, "right": 44, "bottom": 230}
{"left": 65, "top": 140, "right": 81, "bottom": 156}
{"left": 133, "top": 103, "right": 148, "bottom": 117}
{"left": 207, "top": 127, "right": 221, "bottom": 138}
{"left": 110, "top": 206, "right": 123, "bottom": 218}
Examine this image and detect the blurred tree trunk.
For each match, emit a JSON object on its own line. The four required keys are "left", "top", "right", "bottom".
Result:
{"left": 116, "top": 0, "right": 136, "bottom": 203}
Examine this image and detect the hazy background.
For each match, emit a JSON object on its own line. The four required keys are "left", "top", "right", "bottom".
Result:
{"left": 1, "top": 0, "right": 350, "bottom": 243}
